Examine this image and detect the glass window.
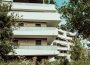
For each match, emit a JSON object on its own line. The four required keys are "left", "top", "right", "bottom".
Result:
{"left": 13, "top": 40, "right": 19, "bottom": 48}
{"left": 35, "top": 24, "right": 41, "bottom": 27}
{"left": 36, "top": 40, "right": 41, "bottom": 45}
{"left": 60, "top": 50, "right": 67, "bottom": 53}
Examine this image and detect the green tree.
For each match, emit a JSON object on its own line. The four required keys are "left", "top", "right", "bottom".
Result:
{"left": 70, "top": 37, "right": 87, "bottom": 61}
{"left": 59, "top": 0, "right": 90, "bottom": 38}
{"left": 0, "top": 1, "right": 19, "bottom": 59}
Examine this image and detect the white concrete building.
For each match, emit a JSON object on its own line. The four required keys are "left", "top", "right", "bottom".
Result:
{"left": 3, "top": 0, "right": 77, "bottom": 61}
{"left": 3, "top": 0, "right": 60, "bottom": 60}
{"left": 52, "top": 29, "right": 76, "bottom": 61}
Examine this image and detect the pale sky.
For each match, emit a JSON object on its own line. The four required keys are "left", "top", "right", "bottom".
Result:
{"left": 54, "top": 0, "right": 69, "bottom": 25}
{"left": 55, "top": 0, "right": 69, "bottom": 7}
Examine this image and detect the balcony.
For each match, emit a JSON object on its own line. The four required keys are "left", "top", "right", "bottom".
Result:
{"left": 58, "top": 53, "right": 70, "bottom": 57}
{"left": 9, "top": 11, "right": 60, "bottom": 26}
{"left": 17, "top": 46, "right": 58, "bottom": 50}
{"left": 8, "top": 46, "right": 59, "bottom": 56}
{"left": 52, "top": 40, "right": 72, "bottom": 46}
{"left": 13, "top": 27, "right": 58, "bottom": 43}
{"left": 58, "top": 29, "right": 76, "bottom": 37}
{"left": 57, "top": 47, "right": 69, "bottom": 50}
{"left": 12, "top": 2, "right": 56, "bottom": 12}
{"left": 13, "top": 27, "right": 58, "bottom": 37}
{"left": 58, "top": 34, "right": 72, "bottom": 40}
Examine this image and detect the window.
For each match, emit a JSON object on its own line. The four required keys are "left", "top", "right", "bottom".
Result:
{"left": 36, "top": 40, "right": 41, "bottom": 45}
{"left": 60, "top": 50, "right": 67, "bottom": 53}
{"left": 18, "top": 23, "right": 24, "bottom": 26}
{"left": 13, "top": 40, "right": 18, "bottom": 44}
{"left": 35, "top": 24, "right": 41, "bottom": 27}
{"left": 13, "top": 40, "right": 19, "bottom": 48}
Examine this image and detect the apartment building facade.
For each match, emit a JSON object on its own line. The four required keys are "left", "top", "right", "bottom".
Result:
{"left": 3, "top": 0, "right": 60, "bottom": 61}
{"left": 2, "top": 0, "right": 77, "bottom": 62}
{"left": 52, "top": 29, "right": 76, "bottom": 61}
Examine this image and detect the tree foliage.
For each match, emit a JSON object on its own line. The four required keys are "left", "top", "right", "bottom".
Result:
{"left": 0, "top": 1, "right": 19, "bottom": 59}
{"left": 59, "top": 0, "right": 90, "bottom": 38}
{"left": 70, "top": 37, "right": 88, "bottom": 61}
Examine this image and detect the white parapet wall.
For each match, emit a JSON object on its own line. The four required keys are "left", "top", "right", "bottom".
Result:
{"left": 13, "top": 27, "right": 58, "bottom": 36}
{"left": 12, "top": 2, "right": 56, "bottom": 12}
{"left": 8, "top": 46, "right": 59, "bottom": 56}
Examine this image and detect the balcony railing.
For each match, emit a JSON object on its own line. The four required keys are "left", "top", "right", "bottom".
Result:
{"left": 58, "top": 53, "right": 70, "bottom": 57}
{"left": 57, "top": 47, "right": 69, "bottom": 50}
{"left": 9, "top": 11, "right": 60, "bottom": 22}
{"left": 3, "top": 0, "right": 56, "bottom": 11}
{"left": 13, "top": 27, "right": 58, "bottom": 36}
{"left": 8, "top": 46, "right": 59, "bottom": 55}
{"left": 12, "top": 2, "right": 56, "bottom": 12}
{"left": 17, "top": 46, "right": 58, "bottom": 50}
{"left": 52, "top": 40, "right": 72, "bottom": 46}
{"left": 58, "top": 34, "right": 72, "bottom": 40}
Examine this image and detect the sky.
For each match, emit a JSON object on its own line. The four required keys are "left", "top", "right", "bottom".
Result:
{"left": 54, "top": 0, "right": 69, "bottom": 25}
{"left": 54, "top": 0, "right": 69, "bottom": 7}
